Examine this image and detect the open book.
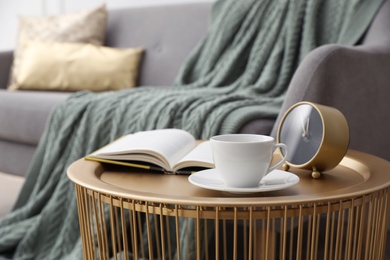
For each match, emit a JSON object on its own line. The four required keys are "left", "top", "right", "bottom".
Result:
{"left": 85, "top": 129, "right": 214, "bottom": 174}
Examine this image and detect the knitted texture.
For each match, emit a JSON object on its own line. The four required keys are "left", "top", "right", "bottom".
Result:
{"left": 0, "top": 0, "right": 383, "bottom": 259}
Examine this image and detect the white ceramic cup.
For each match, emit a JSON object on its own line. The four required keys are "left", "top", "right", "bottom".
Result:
{"left": 210, "top": 134, "right": 288, "bottom": 188}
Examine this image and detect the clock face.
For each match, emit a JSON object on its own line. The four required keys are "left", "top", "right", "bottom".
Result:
{"left": 278, "top": 104, "right": 324, "bottom": 166}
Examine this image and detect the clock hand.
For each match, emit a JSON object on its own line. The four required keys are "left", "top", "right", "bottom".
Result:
{"left": 305, "top": 117, "right": 310, "bottom": 137}
{"left": 299, "top": 113, "right": 307, "bottom": 137}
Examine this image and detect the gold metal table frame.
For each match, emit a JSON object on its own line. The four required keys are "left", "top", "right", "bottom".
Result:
{"left": 67, "top": 150, "right": 390, "bottom": 260}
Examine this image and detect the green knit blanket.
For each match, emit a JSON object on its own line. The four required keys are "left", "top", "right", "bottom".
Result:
{"left": 0, "top": 0, "right": 383, "bottom": 259}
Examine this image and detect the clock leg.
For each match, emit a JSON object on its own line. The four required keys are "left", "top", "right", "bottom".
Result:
{"left": 312, "top": 167, "right": 321, "bottom": 179}
{"left": 282, "top": 163, "right": 290, "bottom": 171}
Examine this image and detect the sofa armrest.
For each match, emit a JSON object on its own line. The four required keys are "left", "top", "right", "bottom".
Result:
{"left": 271, "top": 43, "right": 390, "bottom": 161}
{"left": 0, "top": 51, "right": 13, "bottom": 89}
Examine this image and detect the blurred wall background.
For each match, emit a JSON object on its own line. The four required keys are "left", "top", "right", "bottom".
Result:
{"left": 0, "top": 0, "right": 215, "bottom": 51}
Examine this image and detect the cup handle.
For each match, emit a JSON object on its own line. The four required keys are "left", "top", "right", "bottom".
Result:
{"left": 267, "top": 143, "right": 288, "bottom": 173}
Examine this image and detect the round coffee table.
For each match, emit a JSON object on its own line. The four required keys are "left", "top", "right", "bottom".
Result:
{"left": 67, "top": 150, "right": 390, "bottom": 260}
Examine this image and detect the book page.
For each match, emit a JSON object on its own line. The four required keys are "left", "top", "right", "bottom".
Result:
{"left": 173, "top": 141, "right": 214, "bottom": 171}
{"left": 90, "top": 129, "right": 197, "bottom": 170}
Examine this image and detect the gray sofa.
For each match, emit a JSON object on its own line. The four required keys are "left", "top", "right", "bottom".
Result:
{"left": 0, "top": 0, "right": 390, "bottom": 225}
{"left": 0, "top": 2, "right": 214, "bottom": 178}
{"left": 0, "top": 2, "right": 216, "bottom": 216}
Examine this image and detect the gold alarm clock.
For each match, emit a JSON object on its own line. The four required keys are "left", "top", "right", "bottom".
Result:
{"left": 276, "top": 102, "right": 350, "bottom": 178}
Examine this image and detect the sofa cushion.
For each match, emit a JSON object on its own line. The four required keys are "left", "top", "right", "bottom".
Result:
{"left": 9, "top": 4, "right": 107, "bottom": 90}
{"left": 0, "top": 140, "right": 36, "bottom": 177}
{"left": 15, "top": 41, "right": 144, "bottom": 92}
{"left": 0, "top": 90, "right": 70, "bottom": 145}
{"left": 105, "top": 3, "right": 211, "bottom": 86}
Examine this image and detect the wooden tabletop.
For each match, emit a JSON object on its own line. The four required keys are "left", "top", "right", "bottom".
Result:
{"left": 67, "top": 150, "right": 390, "bottom": 207}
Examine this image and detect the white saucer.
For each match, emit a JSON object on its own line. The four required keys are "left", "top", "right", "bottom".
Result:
{"left": 188, "top": 169, "right": 300, "bottom": 194}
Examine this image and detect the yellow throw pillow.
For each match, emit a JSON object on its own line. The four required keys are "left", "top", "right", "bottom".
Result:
{"left": 8, "top": 4, "right": 107, "bottom": 90}
{"left": 15, "top": 41, "right": 144, "bottom": 92}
